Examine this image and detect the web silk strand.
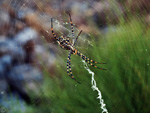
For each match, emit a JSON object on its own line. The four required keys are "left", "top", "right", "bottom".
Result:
{"left": 82, "top": 60, "right": 108, "bottom": 113}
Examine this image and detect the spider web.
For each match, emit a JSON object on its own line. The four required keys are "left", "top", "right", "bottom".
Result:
{"left": 82, "top": 60, "right": 108, "bottom": 113}
{"left": 0, "top": 0, "right": 149, "bottom": 113}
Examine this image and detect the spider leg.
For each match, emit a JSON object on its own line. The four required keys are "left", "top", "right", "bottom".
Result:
{"left": 67, "top": 12, "right": 75, "bottom": 38}
{"left": 77, "top": 51, "right": 106, "bottom": 64}
{"left": 67, "top": 51, "right": 81, "bottom": 84}
{"left": 51, "top": 18, "right": 58, "bottom": 40}
{"left": 57, "top": 41, "right": 65, "bottom": 49}
{"left": 67, "top": 12, "right": 82, "bottom": 46}
{"left": 87, "top": 62, "right": 107, "bottom": 70}
{"left": 77, "top": 51, "right": 107, "bottom": 70}
{"left": 85, "top": 57, "right": 106, "bottom": 64}
{"left": 73, "top": 30, "right": 82, "bottom": 46}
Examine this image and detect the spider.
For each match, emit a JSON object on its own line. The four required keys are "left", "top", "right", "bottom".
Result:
{"left": 51, "top": 13, "right": 106, "bottom": 84}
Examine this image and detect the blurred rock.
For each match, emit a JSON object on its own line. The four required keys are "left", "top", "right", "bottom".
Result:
{"left": 15, "top": 27, "right": 38, "bottom": 45}
{"left": 0, "top": 39, "right": 25, "bottom": 64}
{"left": 0, "top": 7, "right": 10, "bottom": 27}
{"left": 92, "top": 1, "right": 123, "bottom": 29}
{"left": 0, "top": 55, "right": 12, "bottom": 71}
{"left": 24, "top": 13, "right": 54, "bottom": 43}
{"left": 7, "top": 64, "right": 43, "bottom": 103}
{"left": 14, "top": 27, "right": 39, "bottom": 63}
{"left": 0, "top": 80, "right": 8, "bottom": 107}
{"left": 8, "top": 64, "right": 42, "bottom": 82}
{"left": 145, "top": 15, "right": 150, "bottom": 26}
{"left": 0, "top": 94, "right": 27, "bottom": 113}
{"left": 0, "top": 79, "right": 8, "bottom": 96}
{"left": 0, "top": 7, "right": 10, "bottom": 36}
{"left": 17, "top": 6, "right": 34, "bottom": 20}
{"left": 0, "top": 36, "right": 7, "bottom": 42}
{"left": 15, "top": 21, "right": 26, "bottom": 34}
{"left": 127, "top": 0, "right": 150, "bottom": 15}
{"left": 34, "top": 45, "right": 56, "bottom": 76}
{"left": 0, "top": 55, "right": 11, "bottom": 95}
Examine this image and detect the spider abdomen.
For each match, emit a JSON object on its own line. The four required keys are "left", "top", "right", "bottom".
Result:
{"left": 57, "top": 37, "right": 74, "bottom": 51}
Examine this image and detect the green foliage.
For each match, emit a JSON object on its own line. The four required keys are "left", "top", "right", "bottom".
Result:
{"left": 30, "top": 18, "right": 150, "bottom": 113}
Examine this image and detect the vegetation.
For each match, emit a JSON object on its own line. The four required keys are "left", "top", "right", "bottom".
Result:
{"left": 19, "top": 17, "right": 150, "bottom": 113}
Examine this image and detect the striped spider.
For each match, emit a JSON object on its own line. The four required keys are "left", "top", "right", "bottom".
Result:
{"left": 51, "top": 13, "right": 106, "bottom": 83}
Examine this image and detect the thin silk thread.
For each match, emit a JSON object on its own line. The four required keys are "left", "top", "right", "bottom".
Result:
{"left": 82, "top": 60, "right": 108, "bottom": 113}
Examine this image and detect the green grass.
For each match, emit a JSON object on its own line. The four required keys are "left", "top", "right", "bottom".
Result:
{"left": 9, "top": 18, "right": 150, "bottom": 113}
{"left": 29, "top": 18, "right": 150, "bottom": 113}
